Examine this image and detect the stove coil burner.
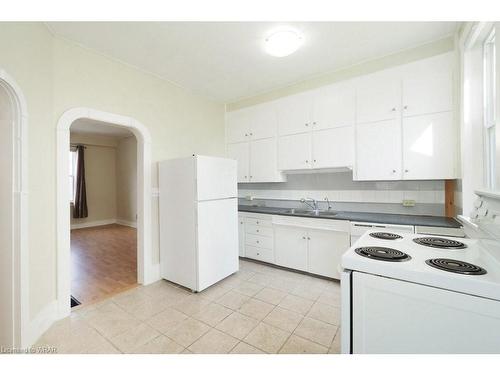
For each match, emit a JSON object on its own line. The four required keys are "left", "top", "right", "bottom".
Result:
{"left": 413, "top": 237, "right": 467, "bottom": 249}
{"left": 369, "top": 232, "right": 403, "bottom": 240}
{"left": 355, "top": 247, "right": 411, "bottom": 262}
{"left": 426, "top": 258, "right": 487, "bottom": 275}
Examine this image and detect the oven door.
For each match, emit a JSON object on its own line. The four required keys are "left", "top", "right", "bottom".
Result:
{"left": 352, "top": 272, "right": 500, "bottom": 353}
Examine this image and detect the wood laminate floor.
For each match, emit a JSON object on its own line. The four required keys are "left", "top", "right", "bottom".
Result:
{"left": 71, "top": 224, "right": 137, "bottom": 306}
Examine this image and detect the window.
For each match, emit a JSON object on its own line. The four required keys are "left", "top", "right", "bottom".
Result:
{"left": 484, "top": 29, "right": 496, "bottom": 189}
{"left": 69, "top": 149, "right": 78, "bottom": 203}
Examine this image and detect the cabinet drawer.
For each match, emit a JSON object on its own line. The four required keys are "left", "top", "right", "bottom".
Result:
{"left": 245, "top": 234, "right": 273, "bottom": 249}
{"left": 244, "top": 217, "right": 272, "bottom": 227}
{"left": 245, "top": 245, "right": 274, "bottom": 263}
{"left": 245, "top": 224, "right": 273, "bottom": 237}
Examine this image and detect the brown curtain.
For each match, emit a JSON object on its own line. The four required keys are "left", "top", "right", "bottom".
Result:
{"left": 73, "top": 145, "right": 88, "bottom": 219}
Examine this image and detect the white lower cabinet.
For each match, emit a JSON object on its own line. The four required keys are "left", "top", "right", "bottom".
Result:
{"left": 274, "top": 226, "right": 309, "bottom": 272}
{"left": 238, "top": 215, "right": 245, "bottom": 257}
{"left": 308, "top": 229, "right": 350, "bottom": 278}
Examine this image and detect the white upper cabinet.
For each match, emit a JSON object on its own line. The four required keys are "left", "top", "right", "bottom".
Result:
{"left": 278, "top": 133, "right": 312, "bottom": 171}
{"left": 356, "top": 119, "right": 401, "bottom": 181}
{"left": 356, "top": 69, "right": 401, "bottom": 124}
{"left": 402, "top": 53, "right": 453, "bottom": 117}
{"left": 312, "top": 126, "right": 354, "bottom": 169}
{"left": 247, "top": 103, "right": 278, "bottom": 140}
{"left": 250, "top": 138, "right": 283, "bottom": 182}
{"left": 226, "top": 109, "right": 251, "bottom": 144}
{"left": 402, "top": 112, "right": 456, "bottom": 180}
{"left": 226, "top": 142, "right": 250, "bottom": 183}
{"left": 277, "top": 92, "right": 313, "bottom": 136}
{"left": 312, "top": 81, "right": 356, "bottom": 130}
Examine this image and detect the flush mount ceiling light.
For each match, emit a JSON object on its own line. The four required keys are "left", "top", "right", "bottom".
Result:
{"left": 264, "top": 28, "right": 304, "bottom": 57}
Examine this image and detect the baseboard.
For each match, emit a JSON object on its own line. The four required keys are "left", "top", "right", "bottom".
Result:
{"left": 70, "top": 218, "right": 116, "bottom": 230}
{"left": 116, "top": 219, "right": 137, "bottom": 228}
{"left": 26, "top": 300, "right": 58, "bottom": 347}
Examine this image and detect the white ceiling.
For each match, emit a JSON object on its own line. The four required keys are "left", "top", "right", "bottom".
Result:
{"left": 71, "top": 118, "right": 133, "bottom": 138}
{"left": 46, "top": 22, "right": 458, "bottom": 103}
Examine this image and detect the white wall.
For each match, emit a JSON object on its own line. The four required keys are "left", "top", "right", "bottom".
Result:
{"left": 116, "top": 136, "right": 137, "bottom": 225}
{"left": 0, "top": 22, "right": 225, "bottom": 325}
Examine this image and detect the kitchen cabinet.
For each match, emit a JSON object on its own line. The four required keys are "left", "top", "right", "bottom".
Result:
{"left": 355, "top": 119, "right": 401, "bottom": 181}
{"left": 402, "top": 112, "right": 457, "bottom": 180}
{"left": 312, "top": 126, "right": 354, "bottom": 169}
{"left": 355, "top": 52, "right": 457, "bottom": 181}
{"left": 312, "top": 81, "right": 356, "bottom": 130}
{"left": 250, "top": 138, "right": 282, "bottom": 182}
{"left": 274, "top": 225, "right": 309, "bottom": 272}
{"left": 308, "top": 228, "right": 350, "bottom": 278}
{"left": 226, "top": 142, "right": 250, "bottom": 182}
{"left": 277, "top": 92, "right": 313, "bottom": 136}
{"left": 402, "top": 53, "right": 453, "bottom": 118}
{"left": 278, "top": 132, "right": 312, "bottom": 170}
{"left": 226, "top": 108, "right": 252, "bottom": 144}
{"left": 242, "top": 215, "right": 275, "bottom": 263}
{"left": 356, "top": 69, "right": 401, "bottom": 124}
{"left": 238, "top": 215, "right": 245, "bottom": 257}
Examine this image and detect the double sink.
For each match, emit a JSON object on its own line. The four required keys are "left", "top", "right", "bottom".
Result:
{"left": 284, "top": 208, "right": 338, "bottom": 217}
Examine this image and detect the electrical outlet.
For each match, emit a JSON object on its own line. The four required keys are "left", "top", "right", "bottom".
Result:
{"left": 402, "top": 199, "right": 416, "bottom": 207}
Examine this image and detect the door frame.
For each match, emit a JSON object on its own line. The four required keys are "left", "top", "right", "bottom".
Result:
{"left": 0, "top": 68, "right": 29, "bottom": 347}
{"left": 56, "top": 107, "right": 154, "bottom": 319}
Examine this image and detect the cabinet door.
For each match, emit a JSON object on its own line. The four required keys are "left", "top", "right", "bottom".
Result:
{"left": 274, "top": 226, "right": 308, "bottom": 271}
{"left": 402, "top": 111, "right": 457, "bottom": 180}
{"left": 226, "top": 142, "right": 250, "bottom": 183}
{"left": 249, "top": 103, "right": 278, "bottom": 140}
{"left": 356, "top": 69, "right": 401, "bottom": 124}
{"left": 308, "top": 229, "right": 350, "bottom": 279}
{"left": 238, "top": 216, "right": 245, "bottom": 257}
{"left": 250, "top": 138, "right": 283, "bottom": 182}
{"left": 312, "top": 126, "right": 354, "bottom": 169}
{"left": 277, "top": 92, "right": 313, "bottom": 136}
{"left": 355, "top": 119, "right": 401, "bottom": 181}
{"left": 312, "top": 81, "right": 356, "bottom": 130}
{"left": 278, "top": 133, "right": 312, "bottom": 171}
{"left": 402, "top": 53, "right": 453, "bottom": 117}
{"left": 226, "top": 109, "right": 251, "bottom": 143}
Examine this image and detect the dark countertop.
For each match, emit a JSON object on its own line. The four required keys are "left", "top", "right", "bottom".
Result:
{"left": 238, "top": 205, "right": 462, "bottom": 228}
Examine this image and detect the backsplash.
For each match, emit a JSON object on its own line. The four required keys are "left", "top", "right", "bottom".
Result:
{"left": 239, "top": 171, "right": 457, "bottom": 216}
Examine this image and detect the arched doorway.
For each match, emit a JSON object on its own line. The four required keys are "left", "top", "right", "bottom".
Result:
{"left": 56, "top": 108, "right": 154, "bottom": 319}
{"left": 0, "top": 69, "right": 29, "bottom": 348}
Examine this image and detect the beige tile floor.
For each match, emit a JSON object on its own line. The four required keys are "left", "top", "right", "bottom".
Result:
{"left": 35, "top": 259, "right": 342, "bottom": 354}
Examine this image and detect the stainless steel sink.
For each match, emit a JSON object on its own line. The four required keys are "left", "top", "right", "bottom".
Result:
{"left": 285, "top": 208, "right": 338, "bottom": 217}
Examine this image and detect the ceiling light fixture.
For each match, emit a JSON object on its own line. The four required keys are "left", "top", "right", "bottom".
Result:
{"left": 264, "top": 27, "right": 304, "bottom": 57}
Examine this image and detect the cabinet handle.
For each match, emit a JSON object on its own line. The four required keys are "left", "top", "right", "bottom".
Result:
{"left": 245, "top": 133, "right": 248, "bottom": 136}
{"left": 305, "top": 123, "right": 309, "bottom": 127}
{"left": 302, "top": 236, "right": 306, "bottom": 239}
{"left": 313, "top": 159, "right": 317, "bottom": 163}
{"left": 240, "top": 221, "right": 243, "bottom": 224}
{"left": 257, "top": 252, "right": 260, "bottom": 255}
{"left": 305, "top": 160, "right": 309, "bottom": 163}
{"left": 312, "top": 121, "right": 317, "bottom": 125}
{"left": 256, "top": 229, "right": 259, "bottom": 232}
{"left": 307, "top": 237, "right": 311, "bottom": 240}
{"left": 244, "top": 175, "right": 247, "bottom": 179}
{"left": 250, "top": 175, "right": 253, "bottom": 179}
{"left": 256, "top": 221, "right": 259, "bottom": 224}
{"left": 391, "top": 107, "right": 396, "bottom": 112}
{"left": 249, "top": 132, "right": 253, "bottom": 136}
{"left": 405, "top": 169, "right": 409, "bottom": 173}
{"left": 256, "top": 240, "right": 260, "bottom": 244}
{"left": 404, "top": 105, "right": 408, "bottom": 110}
{"left": 392, "top": 169, "right": 396, "bottom": 173}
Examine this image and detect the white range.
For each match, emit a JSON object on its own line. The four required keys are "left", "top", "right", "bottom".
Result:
{"left": 341, "top": 210, "right": 500, "bottom": 353}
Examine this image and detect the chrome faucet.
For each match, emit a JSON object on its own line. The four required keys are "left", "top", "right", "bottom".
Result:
{"left": 324, "top": 196, "right": 333, "bottom": 211}
{"left": 301, "top": 197, "right": 320, "bottom": 214}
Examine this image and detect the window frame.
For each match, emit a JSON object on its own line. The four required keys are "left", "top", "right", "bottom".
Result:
{"left": 69, "top": 148, "right": 78, "bottom": 204}
{"left": 483, "top": 28, "right": 496, "bottom": 189}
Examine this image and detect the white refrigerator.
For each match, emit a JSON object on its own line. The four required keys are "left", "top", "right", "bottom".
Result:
{"left": 158, "top": 155, "right": 239, "bottom": 292}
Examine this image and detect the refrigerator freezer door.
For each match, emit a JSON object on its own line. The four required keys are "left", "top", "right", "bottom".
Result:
{"left": 196, "top": 156, "right": 237, "bottom": 201}
{"left": 197, "top": 198, "right": 239, "bottom": 291}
